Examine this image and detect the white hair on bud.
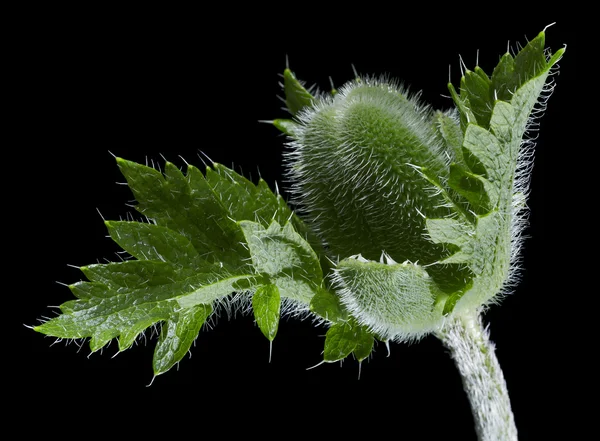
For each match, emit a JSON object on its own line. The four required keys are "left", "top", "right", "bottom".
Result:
{"left": 283, "top": 75, "right": 454, "bottom": 265}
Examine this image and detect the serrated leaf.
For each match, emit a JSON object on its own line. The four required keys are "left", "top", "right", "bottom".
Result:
{"left": 509, "top": 73, "right": 551, "bottom": 140}
{"left": 438, "top": 31, "right": 563, "bottom": 315}
{"left": 239, "top": 220, "right": 324, "bottom": 304}
{"left": 283, "top": 68, "right": 314, "bottom": 115}
{"left": 252, "top": 284, "right": 280, "bottom": 341}
{"left": 435, "top": 31, "right": 564, "bottom": 314}
{"left": 36, "top": 156, "right": 320, "bottom": 373}
{"left": 81, "top": 260, "right": 197, "bottom": 289}
{"left": 105, "top": 221, "right": 202, "bottom": 267}
{"left": 37, "top": 287, "right": 173, "bottom": 352}
{"left": 37, "top": 254, "right": 252, "bottom": 352}
{"left": 116, "top": 158, "right": 248, "bottom": 269}
{"left": 205, "top": 163, "right": 292, "bottom": 227}
{"left": 513, "top": 31, "right": 548, "bottom": 86}
{"left": 153, "top": 304, "right": 213, "bottom": 375}
{"left": 455, "top": 29, "right": 563, "bottom": 132}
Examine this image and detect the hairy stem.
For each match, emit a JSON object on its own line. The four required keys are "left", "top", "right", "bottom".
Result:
{"left": 437, "top": 312, "right": 518, "bottom": 441}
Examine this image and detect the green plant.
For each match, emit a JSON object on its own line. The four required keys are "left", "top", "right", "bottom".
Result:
{"left": 33, "top": 26, "right": 564, "bottom": 440}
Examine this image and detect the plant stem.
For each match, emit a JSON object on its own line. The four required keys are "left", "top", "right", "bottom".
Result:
{"left": 436, "top": 312, "right": 518, "bottom": 441}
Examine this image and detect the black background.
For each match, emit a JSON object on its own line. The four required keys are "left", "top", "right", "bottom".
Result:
{"left": 15, "top": 7, "right": 581, "bottom": 439}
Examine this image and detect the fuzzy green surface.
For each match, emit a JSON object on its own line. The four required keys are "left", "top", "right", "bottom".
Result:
{"left": 333, "top": 256, "right": 444, "bottom": 341}
{"left": 289, "top": 81, "right": 452, "bottom": 265}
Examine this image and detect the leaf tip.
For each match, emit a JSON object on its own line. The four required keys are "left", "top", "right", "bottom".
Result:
{"left": 283, "top": 67, "right": 294, "bottom": 79}
{"left": 146, "top": 374, "right": 159, "bottom": 387}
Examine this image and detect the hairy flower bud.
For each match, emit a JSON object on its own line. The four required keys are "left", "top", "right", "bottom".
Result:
{"left": 280, "top": 30, "right": 564, "bottom": 339}
{"left": 285, "top": 79, "right": 452, "bottom": 265}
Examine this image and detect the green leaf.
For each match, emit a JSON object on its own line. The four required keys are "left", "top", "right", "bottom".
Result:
{"left": 352, "top": 326, "right": 375, "bottom": 362}
{"left": 426, "top": 218, "right": 474, "bottom": 253}
{"left": 69, "top": 281, "right": 114, "bottom": 300}
{"left": 448, "top": 163, "right": 493, "bottom": 214}
{"left": 283, "top": 68, "right": 314, "bottom": 115}
{"left": 35, "top": 261, "right": 251, "bottom": 352}
{"left": 442, "top": 279, "right": 474, "bottom": 316}
{"left": 203, "top": 162, "right": 328, "bottom": 269}
{"left": 273, "top": 118, "right": 301, "bottom": 136}
{"left": 252, "top": 284, "right": 281, "bottom": 341}
{"left": 36, "top": 158, "right": 324, "bottom": 373}
{"left": 462, "top": 124, "right": 507, "bottom": 190}
{"left": 434, "top": 110, "right": 464, "bottom": 164}
{"left": 35, "top": 156, "right": 333, "bottom": 373}
{"left": 427, "top": 209, "right": 508, "bottom": 313}
{"left": 116, "top": 158, "right": 248, "bottom": 269}
{"left": 432, "top": 33, "right": 565, "bottom": 314}
{"left": 460, "top": 67, "right": 492, "bottom": 127}
{"left": 490, "top": 53, "right": 517, "bottom": 102}
{"left": 310, "top": 288, "right": 347, "bottom": 323}
{"left": 323, "top": 321, "right": 359, "bottom": 362}
{"left": 153, "top": 304, "right": 213, "bottom": 375}
{"left": 205, "top": 163, "right": 292, "bottom": 227}
{"left": 509, "top": 72, "right": 551, "bottom": 139}
{"left": 513, "top": 31, "right": 548, "bottom": 86}
{"left": 452, "top": 29, "right": 564, "bottom": 133}
{"left": 81, "top": 260, "right": 195, "bottom": 289}
{"left": 239, "top": 220, "right": 325, "bottom": 305}
{"left": 322, "top": 318, "right": 375, "bottom": 363}
{"left": 105, "top": 221, "right": 203, "bottom": 267}
{"left": 447, "top": 82, "right": 476, "bottom": 130}
{"left": 204, "top": 162, "right": 330, "bottom": 270}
